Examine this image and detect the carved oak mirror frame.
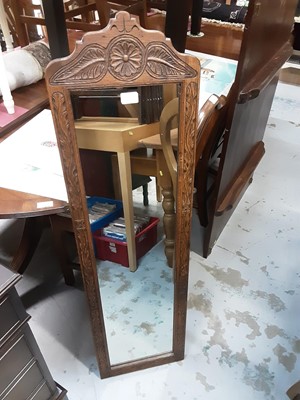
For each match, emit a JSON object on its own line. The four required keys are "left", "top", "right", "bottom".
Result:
{"left": 45, "top": 11, "right": 200, "bottom": 378}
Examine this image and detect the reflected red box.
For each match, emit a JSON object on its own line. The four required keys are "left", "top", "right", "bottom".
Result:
{"left": 93, "top": 217, "right": 159, "bottom": 267}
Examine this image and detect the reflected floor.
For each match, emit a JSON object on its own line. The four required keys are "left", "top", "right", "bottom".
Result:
{"left": 98, "top": 241, "right": 173, "bottom": 365}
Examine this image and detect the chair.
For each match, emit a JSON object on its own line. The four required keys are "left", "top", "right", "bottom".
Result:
{"left": 287, "top": 381, "right": 300, "bottom": 400}
{"left": 101, "top": 0, "right": 148, "bottom": 28}
{"left": 4, "top": 0, "right": 148, "bottom": 48}
{"left": 3, "top": 0, "right": 44, "bottom": 46}
{"left": 4, "top": 0, "right": 103, "bottom": 47}
{"left": 109, "top": 97, "right": 178, "bottom": 267}
{"left": 194, "top": 94, "right": 228, "bottom": 227}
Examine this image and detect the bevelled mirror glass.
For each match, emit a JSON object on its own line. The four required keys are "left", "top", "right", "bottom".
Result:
{"left": 45, "top": 11, "right": 200, "bottom": 378}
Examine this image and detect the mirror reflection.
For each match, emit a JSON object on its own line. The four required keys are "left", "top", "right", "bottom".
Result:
{"left": 70, "top": 83, "right": 179, "bottom": 364}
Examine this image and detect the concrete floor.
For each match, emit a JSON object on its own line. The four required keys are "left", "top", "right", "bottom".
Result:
{"left": 0, "top": 61, "right": 299, "bottom": 400}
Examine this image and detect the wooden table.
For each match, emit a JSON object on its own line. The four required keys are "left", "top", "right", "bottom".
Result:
{"left": 0, "top": 30, "right": 90, "bottom": 277}
{"left": 186, "top": 21, "right": 243, "bottom": 61}
{"left": 0, "top": 189, "right": 65, "bottom": 273}
{"left": 0, "top": 82, "right": 66, "bottom": 274}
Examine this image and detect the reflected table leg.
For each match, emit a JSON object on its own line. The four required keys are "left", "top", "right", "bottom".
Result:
{"left": 117, "top": 151, "right": 137, "bottom": 272}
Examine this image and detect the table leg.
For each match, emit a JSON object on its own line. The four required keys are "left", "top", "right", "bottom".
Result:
{"left": 117, "top": 152, "right": 137, "bottom": 272}
{"left": 0, "top": 46, "right": 15, "bottom": 114}
{"left": 10, "top": 217, "right": 44, "bottom": 274}
{"left": 41, "top": 0, "right": 69, "bottom": 59}
{"left": 0, "top": 0, "right": 13, "bottom": 50}
{"left": 49, "top": 214, "right": 75, "bottom": 286}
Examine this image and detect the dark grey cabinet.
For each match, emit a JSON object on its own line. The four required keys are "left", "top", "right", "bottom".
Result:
{"left": 0, "top": 264, "right": 66, "bottom": 400}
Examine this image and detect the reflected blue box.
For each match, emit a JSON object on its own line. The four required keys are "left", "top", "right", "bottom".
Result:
{"left": 87, "top": 197, "right": 123, "bottom": 233}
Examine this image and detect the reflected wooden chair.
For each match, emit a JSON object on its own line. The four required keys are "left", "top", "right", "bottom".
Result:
{"left": 112, "top": 94, "right": 229, "bottom": 267}
{"left": 111, "top": 97, "right": 179, "bottom": 268}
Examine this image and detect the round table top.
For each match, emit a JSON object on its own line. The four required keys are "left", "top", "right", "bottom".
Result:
{"left": 0, "top": 188, "right": 66, "bottom": 219}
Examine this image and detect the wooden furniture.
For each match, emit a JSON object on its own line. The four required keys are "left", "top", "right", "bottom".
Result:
{"left": 0, "top": 263, "right": 66, "bottom": 399}
{"left": 51, "top": 91, "right": 228, "bottom": 280}
{"left": 287, "top": 381, "right": 300, "bottom": 400}
{"left": 120, "top": 93, "right": 228, "bottom": 263}
{"left": 4, "top": 0, "right": 105, "bottom": 58}
{"left": 6, "top": 2, "right": 243, "bottom": 62}
{"left": 0, "top": 83, "right": 66, "bottom": 275}
{"left": 49, "top": 98, "right": 177, "bottom": 285}
{"left": 156, "top": 92, "right": 229, "bottom": 231}
{"left": 293, "top": 1, "right": 300, "bottom": 54}
{"left": 99, "top": 0, "right": 148, "bottom": 28}
{"left": 0, "top": 0, "right": 14, "bottom": 114}
{"left": 74, "top": 116, "right": 160, "bottom": 272}
{"left": 45, "top": 10, "right": 200, "bottom": 378}
{"left": 0, "top": 80, "right": 48, "bottom": 139}
{"left": 5, "top": 0, "right": 148, "bottom": 55}
{"left": 5, "top": 0, "right": 102, "bottom": 47}
{"left": 3, "top": 0, "right": 44, "bottom": 47}
{"left": 0, "top": 46, "right": 14, "bottom": 115}
{"left": 165, "top": 0, "right": 298, "bottom": 257}
{"left": 186, "top": 21, "right": 243, "bottom": 61}
{"left": 194, "top": 94, "right": 228, "bottom": 227}
{"left": 0, "top": 188, "right": 65, "bottom": 274}
{"left": 0, "top": 0, "right": 13, "bottom": 51}
{"left": 200, "top": 0, "right": 298, "bottom": 257}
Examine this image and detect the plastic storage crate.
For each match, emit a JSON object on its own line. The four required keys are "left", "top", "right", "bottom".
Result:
{"left": 87, "top": 197, "right": 123, "bottom": 232}
{"left": 93, "top": 217, "right": 159, "bottom": 267}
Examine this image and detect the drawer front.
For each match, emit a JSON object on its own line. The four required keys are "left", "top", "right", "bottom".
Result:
{"left": 0, "top": 289, "right": 28, "bottom": 346}
{"left": 0, "top": 325, "right": 58, "bottom": 400}
{"left": 0, "top": 333, "right": 34, "bottom": 395}
{"left": 30, "top": 382, "right": 54, "bottom": 400}
{"left": 2, "top": 360, "right": 45, "bottom": 400}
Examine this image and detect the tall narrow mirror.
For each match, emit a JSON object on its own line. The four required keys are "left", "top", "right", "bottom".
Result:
{"left": 70, "top": 84, "right": 178, "bottom": 366}
{"left": 45, "top": 12, "right": 200, "bottom": 378}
